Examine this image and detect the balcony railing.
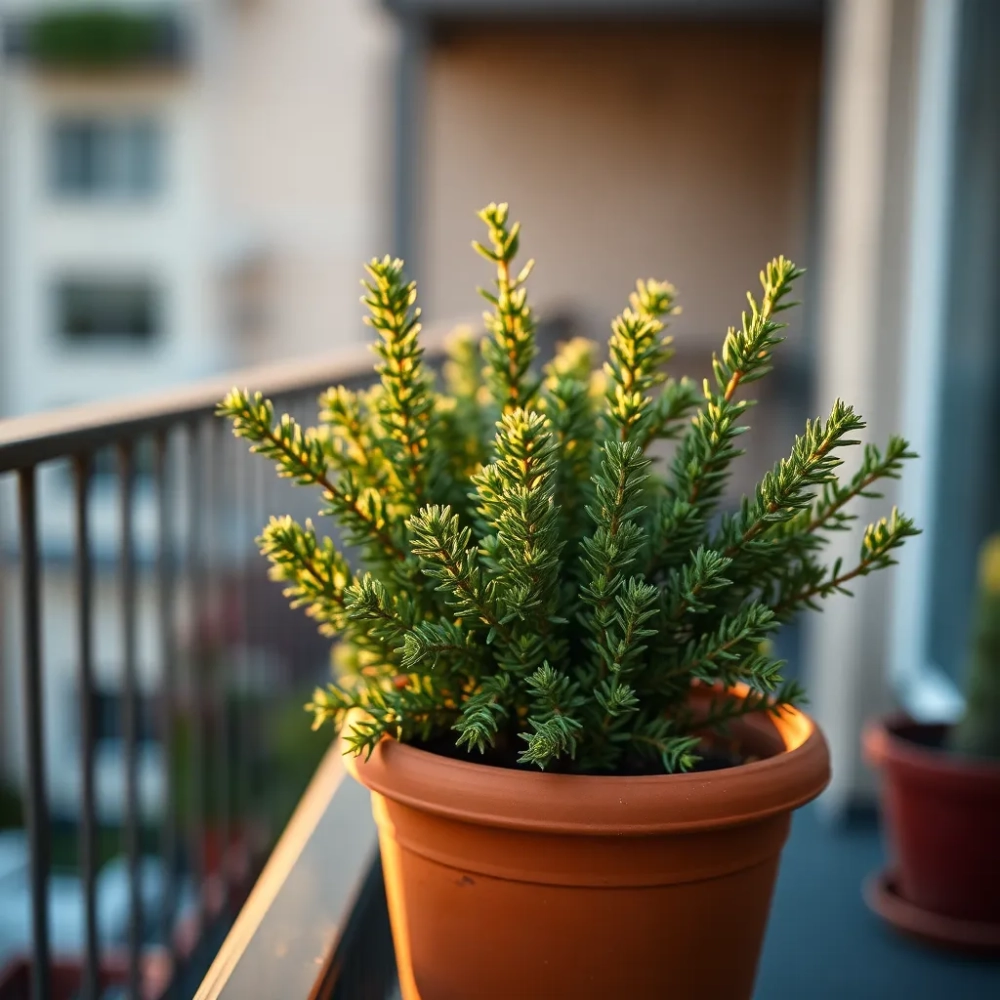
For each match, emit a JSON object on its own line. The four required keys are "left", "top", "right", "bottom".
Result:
{"left": 0, "top": 319, "right": 571, "bottom": 1000}
{"left": 0, "top": 344, "right": 420, "bottom": 1000}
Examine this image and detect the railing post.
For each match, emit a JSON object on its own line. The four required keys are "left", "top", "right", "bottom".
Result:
{"left": 73, "top": 454, "right": 100, "bottom": 1000}
{"left": 18, "top": 465, "right": 50, "bottom": 1000}
{"left": 156, "top": 430, "right": 180, "bottom": 993}
{"left": 210, "top": 419, "right": 231, "bottom": 908}
{"left": 187, "top": 422, "right": 207, "bottom": 913}
{"left": 119, "top": 441, "right": 142, "bottom": 997}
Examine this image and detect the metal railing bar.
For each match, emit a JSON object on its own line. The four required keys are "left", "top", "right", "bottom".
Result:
{"left": 233, "top": 444, "right": 249, "bottom": 886}
{"left": 210, "top": 419, "right": 232, "bottom": 910}
{"left": 187, "top": 422, "right": 207, "bottom": 910}
{"left": 248, "top": 452, "right": 267, "bottom": 845}
{"left": 0, "top": 315, "right": 574, "bottom": 477}
{"left": 119, "top": 440, "right": 142, "bottom": 998}
{"left": 17, "top": 465, "right": 51, "bottom": 1000}
{"left": 0, "top": 339, "right": 445, "bottom": 473}
{"left": 73, "top": 454, "right": 100, "bottom": 1000}
{"left": 154, "top": 429, "right": 180, "bottom": 993}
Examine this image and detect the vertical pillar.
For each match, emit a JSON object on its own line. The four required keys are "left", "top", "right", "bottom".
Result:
{"left": 808, "top": 0, "right": 907, "bottom": 816}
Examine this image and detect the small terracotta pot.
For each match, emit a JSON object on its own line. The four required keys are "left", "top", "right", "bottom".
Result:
{"left": 864, "top": 715, "right": 1000, "bottom": 926}
{"left": 347, "top": 693, "right": 829, "bottom": 1000}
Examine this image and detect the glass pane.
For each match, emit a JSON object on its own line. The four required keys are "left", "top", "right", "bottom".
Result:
{"left": 926, "top": 0, "right": 1000, "bottom": 684}
{"left": 51, "top": 120, "right": 101, "bottom": 194}
{"left": 126, "top": 118, "right": 161, "bottom": 194}
{"left": 55, "top": 279, "right": 161, "bottom": 343}
{"left": 49, "top": 115, "right": 161, "bottom": 198}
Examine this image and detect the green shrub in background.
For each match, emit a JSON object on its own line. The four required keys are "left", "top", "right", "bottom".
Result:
{"left": 28, "top": 8, "right": 179, "bottom": 69}
{"left": 951, "top": 535, "right": 1000, "bottom": 759}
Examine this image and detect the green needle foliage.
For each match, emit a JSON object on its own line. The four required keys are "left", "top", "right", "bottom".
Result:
{"left": 219, "top": 202, "right": 919, "bottom": 774}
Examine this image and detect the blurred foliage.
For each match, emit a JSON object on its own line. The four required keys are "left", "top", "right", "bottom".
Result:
{"left": 0, "top": 782, "right": 23, "bottom": 828}
{"left": 950, "top": 535, "right": 1000, "bottom": 759}
{"left": 28, "top": 8, "right": 182, "bottom": 69}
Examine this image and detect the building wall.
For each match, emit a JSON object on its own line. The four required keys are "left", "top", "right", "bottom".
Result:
{"left": 422, "top": 21, "right": 823, "bottom": 349}
{"left": 0, "top": 0, "right": 399, "bottom": 809}
{"left": 0, "top": 6, "right": 220, "bottom": 803}
{"left": 210, "top": 0, "right": 398, "bottom": 364}
{"left": 420, "top": 19, "right": 822, "bottom": 503}
{"left": 0, "top": 72, "right": 216, "bottom": 418}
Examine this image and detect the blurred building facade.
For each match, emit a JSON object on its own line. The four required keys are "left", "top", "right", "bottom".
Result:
{"left": 0, "top": 0, "right": 396, "bottom": 820}
{"left": 0, "top": 0, "right": 996, "bottom": 819}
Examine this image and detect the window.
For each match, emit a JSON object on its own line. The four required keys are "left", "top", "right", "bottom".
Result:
{"left": 922, "top": 0, "right": 1000, "bottom": 686}
{"left": 49, "top": 115, "right": 162, "bottom": 198}
{"left": 892, "top": 0, "right": 1000, "bottom": 716}
{"left": 55, "top": 278, "right": 161, "bottom": 344}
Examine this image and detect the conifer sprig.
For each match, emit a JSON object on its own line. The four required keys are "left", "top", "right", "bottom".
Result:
{"left": 542, "top": 339, "right": 599, "bottom": 549}
{"left": 580, "top": 441, "right": 651, "bottom": 680}
{"left": 258, "top": 516, "right": 353, "bottom": 636}
{"left": 218, "top": 390, "right": 407, "bottom": 562}
{"left": 222, "top": 204, "right": 917, "bottom": 775}
{"left": 712, "top": 399, "right": 866, "bottom": 559}
{"left": 604, "top": 279, "right": 677, "bottom": 444}
{"left": 774, "top": 508, "right": 919, "bottom": 617}
{"left": 363, "top": 256, "right": 434, "bottom": 512}
{"left": 475, "top": 202, "right": 540, "bottom": 414}
{"left": 654, "top": 257, "right": 804, "bottom": 567}
{"left": 790, "top": 436, "right": 915, "bottom": 537}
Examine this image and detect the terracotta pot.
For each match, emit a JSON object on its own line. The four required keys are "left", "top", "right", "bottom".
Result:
{"left": 864, "top": 715, "right": 1000, "bottom": 925}
{"left": 347, "top": 694, "right": 829, "bottom": 1000}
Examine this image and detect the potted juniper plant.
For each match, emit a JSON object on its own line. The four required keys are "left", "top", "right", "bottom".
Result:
{"left": 864, "top": 534, "right": 1000, "bottom": 953}
{"left": 220, "top": 204, "right": 918, "bottom": 999}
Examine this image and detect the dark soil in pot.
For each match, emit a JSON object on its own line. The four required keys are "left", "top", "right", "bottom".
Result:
{"left": 410, "top": 731, "right": 748, "bottom": 774}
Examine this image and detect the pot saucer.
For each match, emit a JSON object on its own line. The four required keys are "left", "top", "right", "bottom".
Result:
{"left": 864, "top": 869, "right": 1000, "bottom": 955}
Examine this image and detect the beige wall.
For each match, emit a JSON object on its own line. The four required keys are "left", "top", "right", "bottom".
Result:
{"left": 212, "top": 0, "right": 398, "bottom": 364}
{"left": 422, "top": 21, "right": 822, "bottom": 352}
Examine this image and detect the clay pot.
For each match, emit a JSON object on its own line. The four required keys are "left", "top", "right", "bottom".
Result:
{"left": 864, "top": 716, "right": 1000, "bottom": 929}
{"left": 346, "top": 694, "right": 829, "bottom": 1000}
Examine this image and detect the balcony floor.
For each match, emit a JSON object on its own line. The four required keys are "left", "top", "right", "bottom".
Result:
{"left": 757, "top": 805, "right": 1000, "bottom": 999}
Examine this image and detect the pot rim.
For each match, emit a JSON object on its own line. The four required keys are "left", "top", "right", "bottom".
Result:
{"left": 863, "top": 714, "right": 1000, "bottom": 781}
{"left": 345, "top": 691, "right": 830, "bottom": 835}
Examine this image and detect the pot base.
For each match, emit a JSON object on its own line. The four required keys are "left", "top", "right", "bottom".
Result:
{"left": 864, "top": 869, "right": 1000, "bottom": 955}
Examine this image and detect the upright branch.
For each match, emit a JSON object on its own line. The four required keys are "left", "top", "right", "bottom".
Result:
{"left": 604, "top": 279, "right": 677, "bottom": 445}
{"left": 654, "top": 258, "right": 803, "bottom": 570}
{"left": 472, "top": 409, "right": 565, "bottom": 649}
{"left": 579, "top": 441, "right": 654, "bottom": 684}
{"left": 363, "top": 256, "right": 434, "bottom": 514}
{"left": 317, "top": 385, "right": 392, "bottom": 487}
{"left": 475, "top": 202, "right": 540, "bottom": 414}
{"left": 542, "top": 338, "right": 600, "bottom": 551}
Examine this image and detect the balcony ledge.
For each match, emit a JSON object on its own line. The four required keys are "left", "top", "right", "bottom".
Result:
{"left": 195, "top": 746, "right": 395, "bottom": 1000}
